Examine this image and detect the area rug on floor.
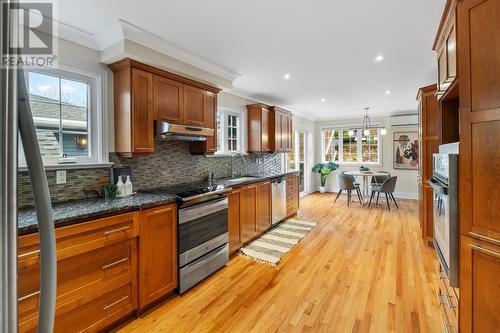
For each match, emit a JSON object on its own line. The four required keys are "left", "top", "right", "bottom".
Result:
{"left": 239, "top": 219, "right": 316, "bottom": 266}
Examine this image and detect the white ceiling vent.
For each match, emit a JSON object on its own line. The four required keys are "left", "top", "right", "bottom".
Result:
{"left": 389, "top": 113, "right": 418, "bottom": 128}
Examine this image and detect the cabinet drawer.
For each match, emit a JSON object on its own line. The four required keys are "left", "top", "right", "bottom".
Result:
{"left": 18, "top": 212, "right": 139, "bottom": 268}
{"left": 21, "top": 283, "right": 134, "bottom": 333}
{"left": 19, "top": 240, "right": 137, "bottom": 328}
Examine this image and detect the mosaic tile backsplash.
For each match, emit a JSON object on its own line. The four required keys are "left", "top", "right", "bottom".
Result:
{"left": 18, "top": 140, "right": 283, "bottom": 208}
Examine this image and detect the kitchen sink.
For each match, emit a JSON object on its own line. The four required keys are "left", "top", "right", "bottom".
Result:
{"left": 226, "top": 176, "right": 260, "bottom": 183}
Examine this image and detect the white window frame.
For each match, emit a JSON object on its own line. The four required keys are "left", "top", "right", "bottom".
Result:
{"left": 214, "top": 107, "right": 245, "bottom": 155}
{"left": 321, "top": 125, "right": 383, "bottom": 166}
{"left": 19, "top": 59, "right": 109, "bottom": 170}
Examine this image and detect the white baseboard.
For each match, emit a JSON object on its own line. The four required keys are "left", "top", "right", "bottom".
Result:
{"left": 317, "top": 187, "right": 417, "bottom": 200}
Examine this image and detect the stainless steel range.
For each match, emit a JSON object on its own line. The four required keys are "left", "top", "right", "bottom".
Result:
{"left": 175, "top": 185, "right": 231, "bottom": 294}
{"left": 429, "top": 142, "right": 459, "bottom": 287}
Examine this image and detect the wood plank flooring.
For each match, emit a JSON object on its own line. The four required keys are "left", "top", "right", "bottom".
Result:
{"left": 116, "top": 193, "right": 441, "bottom": 333}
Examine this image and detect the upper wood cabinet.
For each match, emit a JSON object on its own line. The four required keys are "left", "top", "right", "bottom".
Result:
{"left": 246, "top": 104, "right": 293, "bottom": 153}
{"left": 139, "top": 204, "right": 177, "bottom": 310}
{"left": 109, "top": 58, "right": 221, "bottom": 157}
{"left": 434, "top": 0, "right": 458, "bottom": 98}
{"left": 153, "top": 75, "right": 184, "bottom": 124}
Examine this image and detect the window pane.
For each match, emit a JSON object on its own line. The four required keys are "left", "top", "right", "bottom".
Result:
{"left": 62, "top": 133, "right": 88, "bottom": 157}
{"left": 216, "top": 112, "right": 223, "bottom": 151}
{"left": 35, "top": 129, "right": 60, "bottom": 160}
{"left": 342, "top": 130, "right": 357, "bottom": 162}
{"left": 61, "top": 105, "right": 87, "bottom": 132}
{"left": 323, "top": 129, "right": 338, "bottom": 161}
{"left": 61, "top": 78, "right": 88, "bottom": 107}
{"left": 299, "top": 162, "right": 305, "bottom": 192}
{"left": 298, "top": 132, "right": 305, "bottom": 161}
{"left": 361, "top": 129, "right": 379, "bottom": 163}
{"left": 29, "top": 72, "right": 60, "bottom": 101}
{"left": 31, "top": 100, "right": 60, "bottom": 131}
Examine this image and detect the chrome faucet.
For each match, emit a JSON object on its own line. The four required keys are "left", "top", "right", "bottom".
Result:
{"left": 230, "top": 153, "right": 246, "bottom": 178}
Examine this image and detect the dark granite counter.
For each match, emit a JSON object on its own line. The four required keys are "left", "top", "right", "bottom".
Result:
{"left": 18, "top": 192, "right": 178, "bottom": 235}
{"left": 18, "top": 170, "right": 299, "bottom": 235}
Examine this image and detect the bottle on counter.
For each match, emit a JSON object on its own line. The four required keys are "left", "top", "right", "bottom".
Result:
{"left": 124, "top": 175, "right": 133, "bottom": 196}
{"left": 116, "top": 176, "right": 125, "bottom": 197}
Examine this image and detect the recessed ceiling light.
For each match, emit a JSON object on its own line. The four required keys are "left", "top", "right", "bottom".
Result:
{"left": 321, "top": 98, "right": 326, "bottom": 102}
{"left": 385, "top": 90, "right": 391, "bottom": 95}
{"left": 283, "top": 73, "right": 291, "bottom": 80}
{"left": 375, "top": 55, "right": 384, "bottom": 62}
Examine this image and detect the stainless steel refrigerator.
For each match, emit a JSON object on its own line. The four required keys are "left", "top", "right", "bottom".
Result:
{"left": 1, "top": 2, "right": 57, "bottom": 332}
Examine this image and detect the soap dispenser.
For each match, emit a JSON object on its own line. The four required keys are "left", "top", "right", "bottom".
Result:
{"left": 124, "top": 175, "right": 133, "bottom": 196}
{"left": 116, "top": 176, "right": 125, "bottom": 197}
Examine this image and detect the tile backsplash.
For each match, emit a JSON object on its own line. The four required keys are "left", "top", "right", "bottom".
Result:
{"left": 18, "top": 140, "right": 284, "bottom": 208}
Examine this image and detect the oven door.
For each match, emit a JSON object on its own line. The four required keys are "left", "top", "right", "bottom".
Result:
{"left": 178, "top": 197, "right": 228, "bottom": 267}
{"left": 429, "top": 179, "right": 450, "bottom": 273}
{"left": 433, "top": 153, "right": 449, "bottom": 183}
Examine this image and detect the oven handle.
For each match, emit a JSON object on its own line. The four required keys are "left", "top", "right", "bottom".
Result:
{"left": 428, "top": 178, "right": 448, "bottom": 195}
{"left": 179, "top": 197, "right": 228, "bottom": 224}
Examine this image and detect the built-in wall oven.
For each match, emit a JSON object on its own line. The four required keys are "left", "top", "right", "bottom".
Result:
{"left": 177, "top": 187, "right": 230, "bottom": 294}
{"left": 430, "top": 142, "right": 459, "bottom": 287}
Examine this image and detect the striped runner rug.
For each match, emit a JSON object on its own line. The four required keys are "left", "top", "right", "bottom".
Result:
{"left": 239, "top": 219, "right": 316, "bottom": 266}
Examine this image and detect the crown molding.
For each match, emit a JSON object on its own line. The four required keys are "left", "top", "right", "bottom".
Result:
{"left": 116, "top": 19, "right": 241, "bottom": 82}
{"left": 57, "top": 20, "right": 99, "bottom": 50}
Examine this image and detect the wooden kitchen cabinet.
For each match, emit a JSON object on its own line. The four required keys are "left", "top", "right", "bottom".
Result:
{"left": 460, "top": 236, "right": 500, "bottom": 333}
{"left": 286, "top": 174, "right": 299, "bottom": 217}
{"left": 256, "top": 181, "right": 271, "bottom": 234}
{"left": 246, "top": 104, "right": 293, "bottom": 153}
{"left": 433, "top": 0, "right": 458, "bottom": 98}
{"left": 139, "top": 204, "right": 178, "bottom": 310}
{"left": 18, "top": 212, "right": 140, "bottom": 333}
{"left": 240, "top": 184, "right": 257, "bottom": 244}
{"left": 153, "top": 75, "right": 184, "bottom": 124}
{"left": 109, "top": 58, "right": 221, "bottom": 157}
{"left": 228, "top": 189, "right": 242, "bottom": 254}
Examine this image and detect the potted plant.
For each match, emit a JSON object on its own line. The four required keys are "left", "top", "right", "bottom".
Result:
{"left": 312, "top": 161, "right": 339, "bottom": 193}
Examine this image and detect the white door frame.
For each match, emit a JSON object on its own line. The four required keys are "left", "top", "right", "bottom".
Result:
{"left": 291, "top": 126, "right": 309, "bottom": 196}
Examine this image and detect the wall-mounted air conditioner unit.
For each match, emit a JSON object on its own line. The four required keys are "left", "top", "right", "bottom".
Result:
{"left": 389, "top": 113, "right": 418, "bottom": 128}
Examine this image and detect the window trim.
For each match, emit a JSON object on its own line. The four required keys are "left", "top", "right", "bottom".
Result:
{"left": 320, "top": 124, "right": 383, "bottom": 166}
{"left": 214, "top": 107, "right": 245, "bottom": 155}
{"left": 19, "top": 59, "right": 109, "bottom": 169}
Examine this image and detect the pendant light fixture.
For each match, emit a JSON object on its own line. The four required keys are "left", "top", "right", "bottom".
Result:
{"left": 360, "top": 107, "right": 387, "bottom": 138}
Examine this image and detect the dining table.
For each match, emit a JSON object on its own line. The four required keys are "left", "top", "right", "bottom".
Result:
{"left": 343, "top": 171, "right": 389, "bottom": 204}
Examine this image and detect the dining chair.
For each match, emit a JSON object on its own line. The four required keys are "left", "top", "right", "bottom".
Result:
{"left": 370, "top": 172, "right": 391, "bottom": 188}
{"left": 368, "top": 176, "right": 398, "bottom": 211}
{"left": 335, "top": 174, "right": 363, "bottom": 206}
{"left": 340, "top": 171, "right": 361, "bottom": 187}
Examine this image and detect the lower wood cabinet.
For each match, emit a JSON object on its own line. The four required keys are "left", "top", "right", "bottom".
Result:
{"left": 256, "top": 181, "right": 271, "bottom": 234}
{"left": 460, "top": 235, "right": 500, "bottom": 333}
{"left": 240, "top": 184, "right": 257, "bottom": 244}
{"left": 228, "top": 189, "right": 242, "bottom": 254}
{"left": 286, "top": 174, "right": 299, "bottom": 217}
{"left": 18, "top": 212, "right": 140, "bottom": 333}
{"left": 139, "top": 203, "right": 178, "bottom": 310}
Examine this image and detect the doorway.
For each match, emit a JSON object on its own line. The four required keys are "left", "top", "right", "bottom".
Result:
{"left": 287, "top": 130, "right": 308, "bottom": 195}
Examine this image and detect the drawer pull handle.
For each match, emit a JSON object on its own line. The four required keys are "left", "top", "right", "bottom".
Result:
{"left": 444, "top": 293, "right": 456, "bottom": 309}
{"left": 103, "top": 295, "right": 128, "bottom": 311}
{"left": 18, "top": 290, "right": 40, "bottom": 302}
{"left": 103, "top": 225, "right": 131, "bottom": 236}
{"left": 102, "top": 257, "right": 129, "bottom": 270}
{"left": 470, "top": 244, "right": 500, "bottom": 258}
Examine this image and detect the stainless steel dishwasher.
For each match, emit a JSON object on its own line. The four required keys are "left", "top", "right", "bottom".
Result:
{"left": 271, "top": 176, "right": 287, "bottom": 225}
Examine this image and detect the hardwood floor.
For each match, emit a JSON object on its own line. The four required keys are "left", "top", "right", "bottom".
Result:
{"left": 116, "top": 193, "right": 441, "bottom": 333}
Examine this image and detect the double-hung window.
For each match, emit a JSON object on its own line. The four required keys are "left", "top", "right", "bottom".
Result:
{"left": 19, "top": 64, "right": 107, "bottom": 167}
{"left": 216, "top": 110, "right": 242, "bottom": 154}
{"left": 321, "top": 127, "right": 382, "bottom": 164}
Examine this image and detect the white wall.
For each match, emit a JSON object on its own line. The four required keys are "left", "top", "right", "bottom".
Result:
{"left": 314, "top": 116, "right": 418, "bottom": 199}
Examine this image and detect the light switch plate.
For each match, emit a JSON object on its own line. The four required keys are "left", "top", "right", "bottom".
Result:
{"left": 56, "top": 170, "right": 66, "bottom": 184}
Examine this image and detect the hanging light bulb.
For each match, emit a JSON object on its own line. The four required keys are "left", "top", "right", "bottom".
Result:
{"left": 348, "top": 129, "right": 354, "bottom": 136}
{"left": 380, "top": 128, "right": 387, "bottom": 135}
{"left": 363, "top": 129, "right": 370, "bottom": 136}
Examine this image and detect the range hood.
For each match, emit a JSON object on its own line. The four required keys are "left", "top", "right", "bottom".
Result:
{"left": 156, "top": 121, "right": 214, "bottom": 142}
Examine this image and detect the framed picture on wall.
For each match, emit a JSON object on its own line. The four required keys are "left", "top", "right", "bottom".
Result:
{"left": 393, "top": 131, "right": 419, "bottom": 170}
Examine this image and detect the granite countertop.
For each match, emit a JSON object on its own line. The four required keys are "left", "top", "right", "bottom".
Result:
{"left": 17, "top": 170, "right": 299, "bottom": 235}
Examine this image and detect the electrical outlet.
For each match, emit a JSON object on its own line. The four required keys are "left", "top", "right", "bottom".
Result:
{"left": 56, "top": 170, "right": 66, "bottom": 184}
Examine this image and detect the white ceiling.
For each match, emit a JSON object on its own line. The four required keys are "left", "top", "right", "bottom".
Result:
{"left": 58, "top": 0, "right": 446, "bottom": 120}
